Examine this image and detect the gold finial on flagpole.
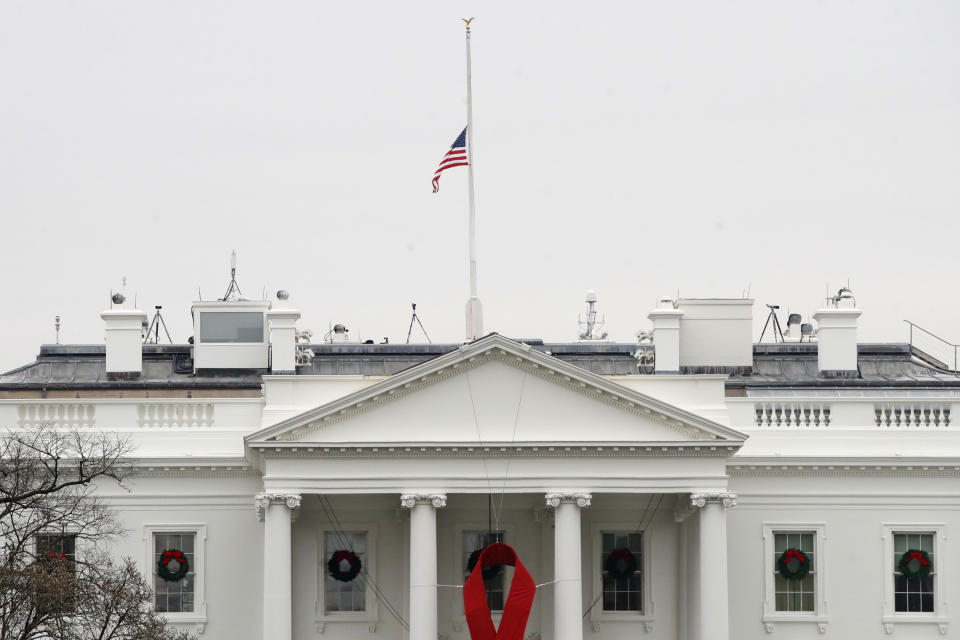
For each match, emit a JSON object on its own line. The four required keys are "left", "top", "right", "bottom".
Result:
{"left": 462, "top": 17, "right": 474, "bottom": 31}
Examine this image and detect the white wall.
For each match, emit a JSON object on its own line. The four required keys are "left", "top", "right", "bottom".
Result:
{"left": 728, "top": 474, "right": 960, "bottom": 639}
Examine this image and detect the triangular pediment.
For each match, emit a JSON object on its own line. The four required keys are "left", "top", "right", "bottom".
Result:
{"left": 246, "top": 335, "right": 746, "bottom": 448}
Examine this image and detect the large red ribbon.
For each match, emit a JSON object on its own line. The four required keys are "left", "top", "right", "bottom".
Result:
{"left": 464, "top": 542, "right": 535, "bottom": 640}
{"left": 783, "top": 550, "right": 806, "bottom": 564}
{"left": 905, "top": 551, "right": 929, "bottom": 567}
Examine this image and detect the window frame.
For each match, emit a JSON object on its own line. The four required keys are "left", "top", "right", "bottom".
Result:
{"left": 315, "top": 522, "right": 379, "bottom": 624}
{"left": 761, "top": 523, "right": 828, "bottom": 626}
{"left": 589, "top": 522, "right": 653, "bottom": 626}
{"left": 450, "top": 521, "right": 515, "bottom": 629}
{"left": 34, "top": 532, "right": 78, "bottom": 563}
{"left": 142, "top": 523, "right": 207, "bottom": 626}
{"left": 881, "top": 523, "right": 948, "bottom": 629}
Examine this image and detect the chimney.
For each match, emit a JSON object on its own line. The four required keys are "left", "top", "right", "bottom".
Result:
{"left": 813, "top": 288, "right": 861, "bottom": 376}
{"left": 101, "top": 307, "right": 147, "bottom": 379}
{"left": 675, "top": 298, "right": 754, "bottom": 372}
{"left": 648, "top": 297, "right": 683, "bottom": 373}
{"left": 266, "top": 290, "right": 300, "bottom": 374}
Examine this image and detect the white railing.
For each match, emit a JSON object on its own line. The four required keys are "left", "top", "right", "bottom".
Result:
{"left": 18, "top": 403, "right": 96, "bottom": 429}
{"left": 137, "top": 403, "right": 215, "bottom": 428}
{"left": 730, "top": 398, "right": 958, "bottom": 430}
{"left": 874, "top": 405, "right": 951, "bottom": 427}
{"left": 0, "top": 398, "right": 262, "bottom": 433}
{"left": 754, "top": 403, "right": 830, "bottom": 427}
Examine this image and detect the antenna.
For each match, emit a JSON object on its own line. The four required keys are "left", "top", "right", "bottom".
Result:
{"left": 406, "top": 303, "right": 432, "bottom": 344}
{"left": 143, "top": 305, "right": 173, "bottom": 344}
{"left": 220, "top": 250, "right": 244, "bottom": 301}
{"left": 578, "top": 290, "right": 608, "bottom": 340}
{"left": 759, "top": 304, "right": 785, "bottom": 343}
{"left": 54, "top": 315, "right": 61, "bottom": 345}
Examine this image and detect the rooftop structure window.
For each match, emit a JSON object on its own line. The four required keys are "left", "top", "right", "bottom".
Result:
{"left": 198, "top": 312, "right": 263, "bottom": 343}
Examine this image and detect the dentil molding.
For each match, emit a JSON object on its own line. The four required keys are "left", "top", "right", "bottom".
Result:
{"left": 254, "top": 493, "right": 302, "bottom": 522}
{"left": 545, "top": 492, "right": 592, "bottom": 508}
{"left": 400, "top": 493, "right": 447, "bottom": 509}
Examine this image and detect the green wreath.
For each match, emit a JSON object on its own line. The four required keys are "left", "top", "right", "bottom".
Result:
{"left": 328, "top": 550, "right": 362, "bottom": 582}
{"left": 776, "top": 548, "right": 810, "bottom": 581}
{"left": 157, "top": 549, "right": 189, "bottom": 582}
{"left": 898, "top": 549, "right": 932, "bottom": 581}
{"left": 467, "top": 547, "right": 504, "bottom": 580}
{"left": 604, "top": 548, "right": 638, "bottom": 579}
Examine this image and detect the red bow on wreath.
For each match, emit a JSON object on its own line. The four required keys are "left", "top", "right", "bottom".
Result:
{"left": 46, "top": 552, "right": 67, "bottom": 560}
{"left": 904, "top": 551, "right": 929, "bottom": 567}
{"left": 162, "top": 550, "right": 185, "bottom": 565}
{"left": 783, "top": 550, "right": 806, "bottom": 564}
{"left": 464, "top": 542, "right": 535, "bottom": 640}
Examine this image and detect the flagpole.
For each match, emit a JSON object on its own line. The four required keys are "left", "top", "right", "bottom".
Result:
{"left": 464, "top": 17, "right": 483, "bottom": 341}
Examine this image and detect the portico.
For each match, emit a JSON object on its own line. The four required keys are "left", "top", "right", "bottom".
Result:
{"left": 247, "top": 335, "right": 745, "bottom": 640}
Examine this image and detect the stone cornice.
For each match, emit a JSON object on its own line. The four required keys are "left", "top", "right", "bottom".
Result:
{"left": 399, "top": 493, "right": 447, "bottom": 509}
{"left": 254, "top": 493, "right": 302, "bottom": 522}
{"left": 255, "top": 442, "right": 738, "bottom": 459}
{"left": 730, "top": 463, "right": 960, "bottom": 478}
{"left": 545, "top": 492, "right": 592, "bottom": 508}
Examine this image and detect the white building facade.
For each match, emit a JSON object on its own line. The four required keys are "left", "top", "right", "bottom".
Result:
{"left": 1, "top": 292, "right": 958, "bottom": 639}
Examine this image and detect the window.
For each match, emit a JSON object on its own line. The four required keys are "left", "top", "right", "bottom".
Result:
{"left": 323, "top": 531, "right": 367, "bottom": 614}
{"left": 153, "top": 532, "right": 196, "bottom": 613}
{"left": 762, "top": 523, "right": 827, "bottom": 626}
{"left": 142, "top": 524, "right": 206, "bottom": 624}
{"left": 35, "top": 534, "right": 77, "bottom": 612}
{"left": 601, "top": 531, "right": 643, "bottom": 612}
{"left": 462, "top": 531, "right": 505, "bottom": 611}
{"left": 893, "top": 532, "right": 935, "bottom": 613}
{"left": 881, "top": 524, "right": 946, "bottom": 629}
{"left": 774, "top": 532, "right": 815, "bottom": 612}
{"left": 36, "top": 534, "right": 76, "bottom": 565}
{"left": 199, "top": 312, "right": 264, "bottom": 343}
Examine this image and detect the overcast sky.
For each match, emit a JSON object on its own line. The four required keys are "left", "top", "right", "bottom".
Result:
{"left": 1, "top": 1, "right": 958, "bottom": 371}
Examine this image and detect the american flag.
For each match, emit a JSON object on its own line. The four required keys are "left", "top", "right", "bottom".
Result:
{"left": 432, "top": 127, "right": 468, "bottom": 193}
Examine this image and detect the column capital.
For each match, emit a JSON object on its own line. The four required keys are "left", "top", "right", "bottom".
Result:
{"left": 255, "top": 493, "right": 302, "bottom": 522}
{"left": 545, "top": 492, "right": 592, "bottom": 508}
{"left": 400, "top": 493, "right": 447, "bottom": 509}
{"left": 690, "top": 491, "right": 737, "bottom": 509}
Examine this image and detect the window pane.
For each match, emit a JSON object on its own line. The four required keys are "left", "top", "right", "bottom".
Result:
{"left": 601, "top": 530, "right": 642, "bottom": 612}
{"left": 893, "top": 532, "right": 935, "bottom": 613}
{"left": 462, "top": 531, "right": 505, "bottom": 611}
{"left": 324, "top": 532, "right": 368, "bottom": 614}
{"left": 894, "top": 593, "right": 907, "bottom": 612}
{"left": 773, "top": 531, "right": 816, "bottom": 613}
{"left": 154, "top": 532, "right": 196, "bottom": 613}
{"left": 774, "top": 534, "right": 787, "bottom": 553}
{"left": 199, "top": 312, "right": 264, "bottom": 343}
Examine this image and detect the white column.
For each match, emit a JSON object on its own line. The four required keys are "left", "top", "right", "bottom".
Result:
{"left": 690, "top": 492, "right": 736, "bottom": 640}
{"left": 401, "top": 493, "right": 447, "bottom": 640}
{"left": 546, "top": 492, "right": 591, "bottom": 640}
{"left": 256, "top": 493, "right": 301, "bottom": 640}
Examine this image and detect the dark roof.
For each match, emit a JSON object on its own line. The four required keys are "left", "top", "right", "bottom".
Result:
{"left": 3, "top": 341, "right": 959, "bottom": 391}
{"left": 729, "top": 343, "right": 960, "bottom": 388}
